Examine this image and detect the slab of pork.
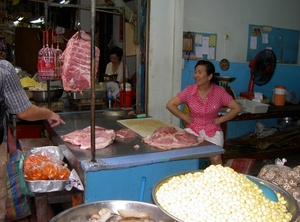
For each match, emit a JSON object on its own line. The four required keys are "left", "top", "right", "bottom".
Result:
{"left": 60, "top": 31, "right": 100, "bottom": 92}
{"left": 115, "top": 128, "right": 137, "bottom": 139}
{"left": 142, "top": 126, "right": 204, "bottom": 150}
{"left": 61, "top": 126, "right": 115, "bottom": 150}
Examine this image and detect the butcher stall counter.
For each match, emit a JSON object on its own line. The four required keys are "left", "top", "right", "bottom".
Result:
{"left": 45, "top": 111, "right": 224, "bottom": 203}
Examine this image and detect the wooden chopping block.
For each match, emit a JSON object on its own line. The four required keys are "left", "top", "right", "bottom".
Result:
{"left": 117, "top": 118, "right": 182, "bottom": 137}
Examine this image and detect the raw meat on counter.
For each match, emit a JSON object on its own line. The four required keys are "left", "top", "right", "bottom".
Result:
{"left": 61, "top": 126, "right": 115, "bottom": 150}
{"left": 142, "top": 126, "right": 204, "bottom": 150}
{"left": 60, "top": 31, "right": 100, "bottom": 92}
{"left": 115, "top": 128, "right": 137, "bottom": 139}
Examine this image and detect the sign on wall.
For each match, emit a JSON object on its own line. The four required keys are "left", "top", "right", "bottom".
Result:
{"left": 247, "top": 24, "right": 299, "bottom": 64}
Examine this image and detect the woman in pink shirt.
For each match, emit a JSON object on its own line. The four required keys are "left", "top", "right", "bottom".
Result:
{"left": 166, "top": 60, "right": 242, "bottom": 165}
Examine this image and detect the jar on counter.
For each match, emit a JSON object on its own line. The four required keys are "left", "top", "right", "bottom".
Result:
{"left": 273, "top": 85, "right": 286, "bottom": 106}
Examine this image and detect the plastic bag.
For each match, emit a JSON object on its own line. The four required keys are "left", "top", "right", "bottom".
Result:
{"left": 258, "top": 158, "right": 293, "bottom": 188}
{"left": 286, "top": 90, "right": 299, "bottom": 104}
{"left": 65, "top": 169, "right": 84, "bottom": 191}
{"left": 18, "top": 153, "right": 34, "bottom": 196}
{"left": 23, "top": 149, "right": 70, "bottom": 181}
{"left": 258, "top": 159, "right": 300, "bottom": 221}
{"left": 6, "top": 150, "right": 31, "bottom": 221}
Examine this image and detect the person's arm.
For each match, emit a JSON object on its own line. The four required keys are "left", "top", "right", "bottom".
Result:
{"left": 214, "top": 100, "right": 242, "bottom": 124}
{"left": 166, "top": 96, "right": 193, "bottom": 124}
{"left": 16, "top": 105, "right": 65, "bottom": 127}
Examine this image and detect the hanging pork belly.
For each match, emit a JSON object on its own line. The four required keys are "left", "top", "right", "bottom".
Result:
{"left": 60, "top": 31, "right": 100, "bottom": 92}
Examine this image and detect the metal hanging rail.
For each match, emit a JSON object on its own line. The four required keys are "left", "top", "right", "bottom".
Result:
{"left": 30, "top": 0, "right": 132, "bottom": 163}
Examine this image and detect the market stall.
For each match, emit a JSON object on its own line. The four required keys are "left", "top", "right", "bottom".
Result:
{"left": 45, "top": 111, "right": 225, "bottom": 203}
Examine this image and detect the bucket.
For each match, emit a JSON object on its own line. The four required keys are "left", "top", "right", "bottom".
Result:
{"left": 120, "top": 89, "right": 133, "bottom": 107}
{"left": 273, "top": 85, "right": 286, "bottom": 106}
{"left": 120, "top": 83, "right": 133, "bottom": 107}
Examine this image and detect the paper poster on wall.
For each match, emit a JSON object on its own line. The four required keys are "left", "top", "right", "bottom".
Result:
{"left": 262, "top": 33, "right": 268, "bottom": 44}
{"left": 250, "top": 36, "right": 257, "bottom": 50}
{"left": 195, "top": 34, "right": 202, "bottom": 45}
{"left": 208, "top": 47, "right": 215, "bottom": 59}
{"left": 195, "top": 46, "right": 202, "bottom": 58}
{"left": 252, "top": 26, "right": 262, "bottom": 35}
{"left": 201, "top": 36, "right": 209, "bottom": 54}
{"left": 209, "top": 35, "right": 216, "bottom": 47}
{"left": 182, "top": 31, "right": 217, "bottom": 60}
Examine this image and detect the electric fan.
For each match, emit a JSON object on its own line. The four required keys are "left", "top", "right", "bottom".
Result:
{"left": 240, "top": 49, "right": 277, "bottom": 99}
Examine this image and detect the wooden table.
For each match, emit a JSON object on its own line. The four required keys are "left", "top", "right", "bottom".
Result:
{"left": 221, "top": 104, "right": 300, "bottom": 162}
{"left": 70, "top": 99, "right": 106, "bottom": 111}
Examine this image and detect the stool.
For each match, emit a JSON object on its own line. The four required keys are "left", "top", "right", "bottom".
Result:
{"left": 34, "top": 189, "right": 83, "bottom": 221}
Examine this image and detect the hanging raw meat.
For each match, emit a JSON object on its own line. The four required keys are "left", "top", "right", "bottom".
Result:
{"left": 60, "top": 31, "right": 100, "bottom": 92}
{"left": 38, "top": 30, "right": 55, "bottom": 79}
{"left": 37, "top": 31, "right": 46, "bottom": 76}
{"left": 53, "top": 30, "right": 62, "bottom": 79}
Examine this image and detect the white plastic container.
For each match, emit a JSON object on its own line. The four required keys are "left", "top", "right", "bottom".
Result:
{"left": 236, "top": 99, "right": 270, "bottom": 114}
{"left": 120, "top": 83, "right": 132, "bottom": 91}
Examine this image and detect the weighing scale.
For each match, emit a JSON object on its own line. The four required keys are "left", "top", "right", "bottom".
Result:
{"left": 215, "top": 76, "right": 236, "bottom": 99}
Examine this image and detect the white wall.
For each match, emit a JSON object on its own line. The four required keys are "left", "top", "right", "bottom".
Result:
{"left": 147, "top": 0, "right": 300, "bottom": 126}
{"left": 183, "top": 0, "right": 300, "bottom": 63}
{"left": 147, "top": 0, "right": 184, "bottom": 126}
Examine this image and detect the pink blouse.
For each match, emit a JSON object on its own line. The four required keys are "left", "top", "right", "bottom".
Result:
{"left": 177, "top": 84, "right": 233, "bottom": 137}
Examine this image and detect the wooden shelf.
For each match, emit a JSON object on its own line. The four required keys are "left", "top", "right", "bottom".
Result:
{"left": 221, "top": 103, "right": 300, "bottom": 162}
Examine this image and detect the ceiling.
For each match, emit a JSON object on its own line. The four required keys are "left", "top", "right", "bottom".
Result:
{"left": 5, "top": 0, "right": 75, "bottom": 28}
{"left": 5, "top": 0, "right": 133, "bottom": 29}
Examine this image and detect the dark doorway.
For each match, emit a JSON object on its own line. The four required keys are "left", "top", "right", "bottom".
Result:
{"left": 97, "top": 12, "right": 113, "bottom": 82}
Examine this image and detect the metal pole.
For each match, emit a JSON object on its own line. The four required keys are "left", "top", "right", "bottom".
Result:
{"left": 44, "top": 2, "right": 52, "bottom": 109}
{"left": 90, "top": 0, "right": 96, "bottom": 162}
{"left": 121, "top": 7, "right": 127, "bottom": 109}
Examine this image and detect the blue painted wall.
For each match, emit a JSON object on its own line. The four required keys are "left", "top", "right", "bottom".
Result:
{"left": 84, "top": 159, "right": 199, "bottom": 203}
{"left": 182, "top": 60, "right": 300, "bottom": 139}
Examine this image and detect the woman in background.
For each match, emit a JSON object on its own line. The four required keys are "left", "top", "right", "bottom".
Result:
{"left": 166, "top": 60, "right": 242, "bottom": 165}
{"left": 105, "top": 46, "right": 128, "bottom": 84}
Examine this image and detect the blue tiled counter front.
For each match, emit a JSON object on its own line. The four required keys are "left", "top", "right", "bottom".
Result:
{"left": 47, "top": 111, "right": 224, "bottom": 203}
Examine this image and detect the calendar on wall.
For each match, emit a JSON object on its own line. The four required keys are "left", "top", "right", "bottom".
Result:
{"left": 247, "top": 24, "right": 299, "bottom": 64}
{"left": 182, "top": 31, "right": 217, "bottom": 61}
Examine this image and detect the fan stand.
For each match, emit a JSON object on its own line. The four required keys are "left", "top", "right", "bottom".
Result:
{"left": 240, "top": 71, "right": 267, "bottom": 99}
